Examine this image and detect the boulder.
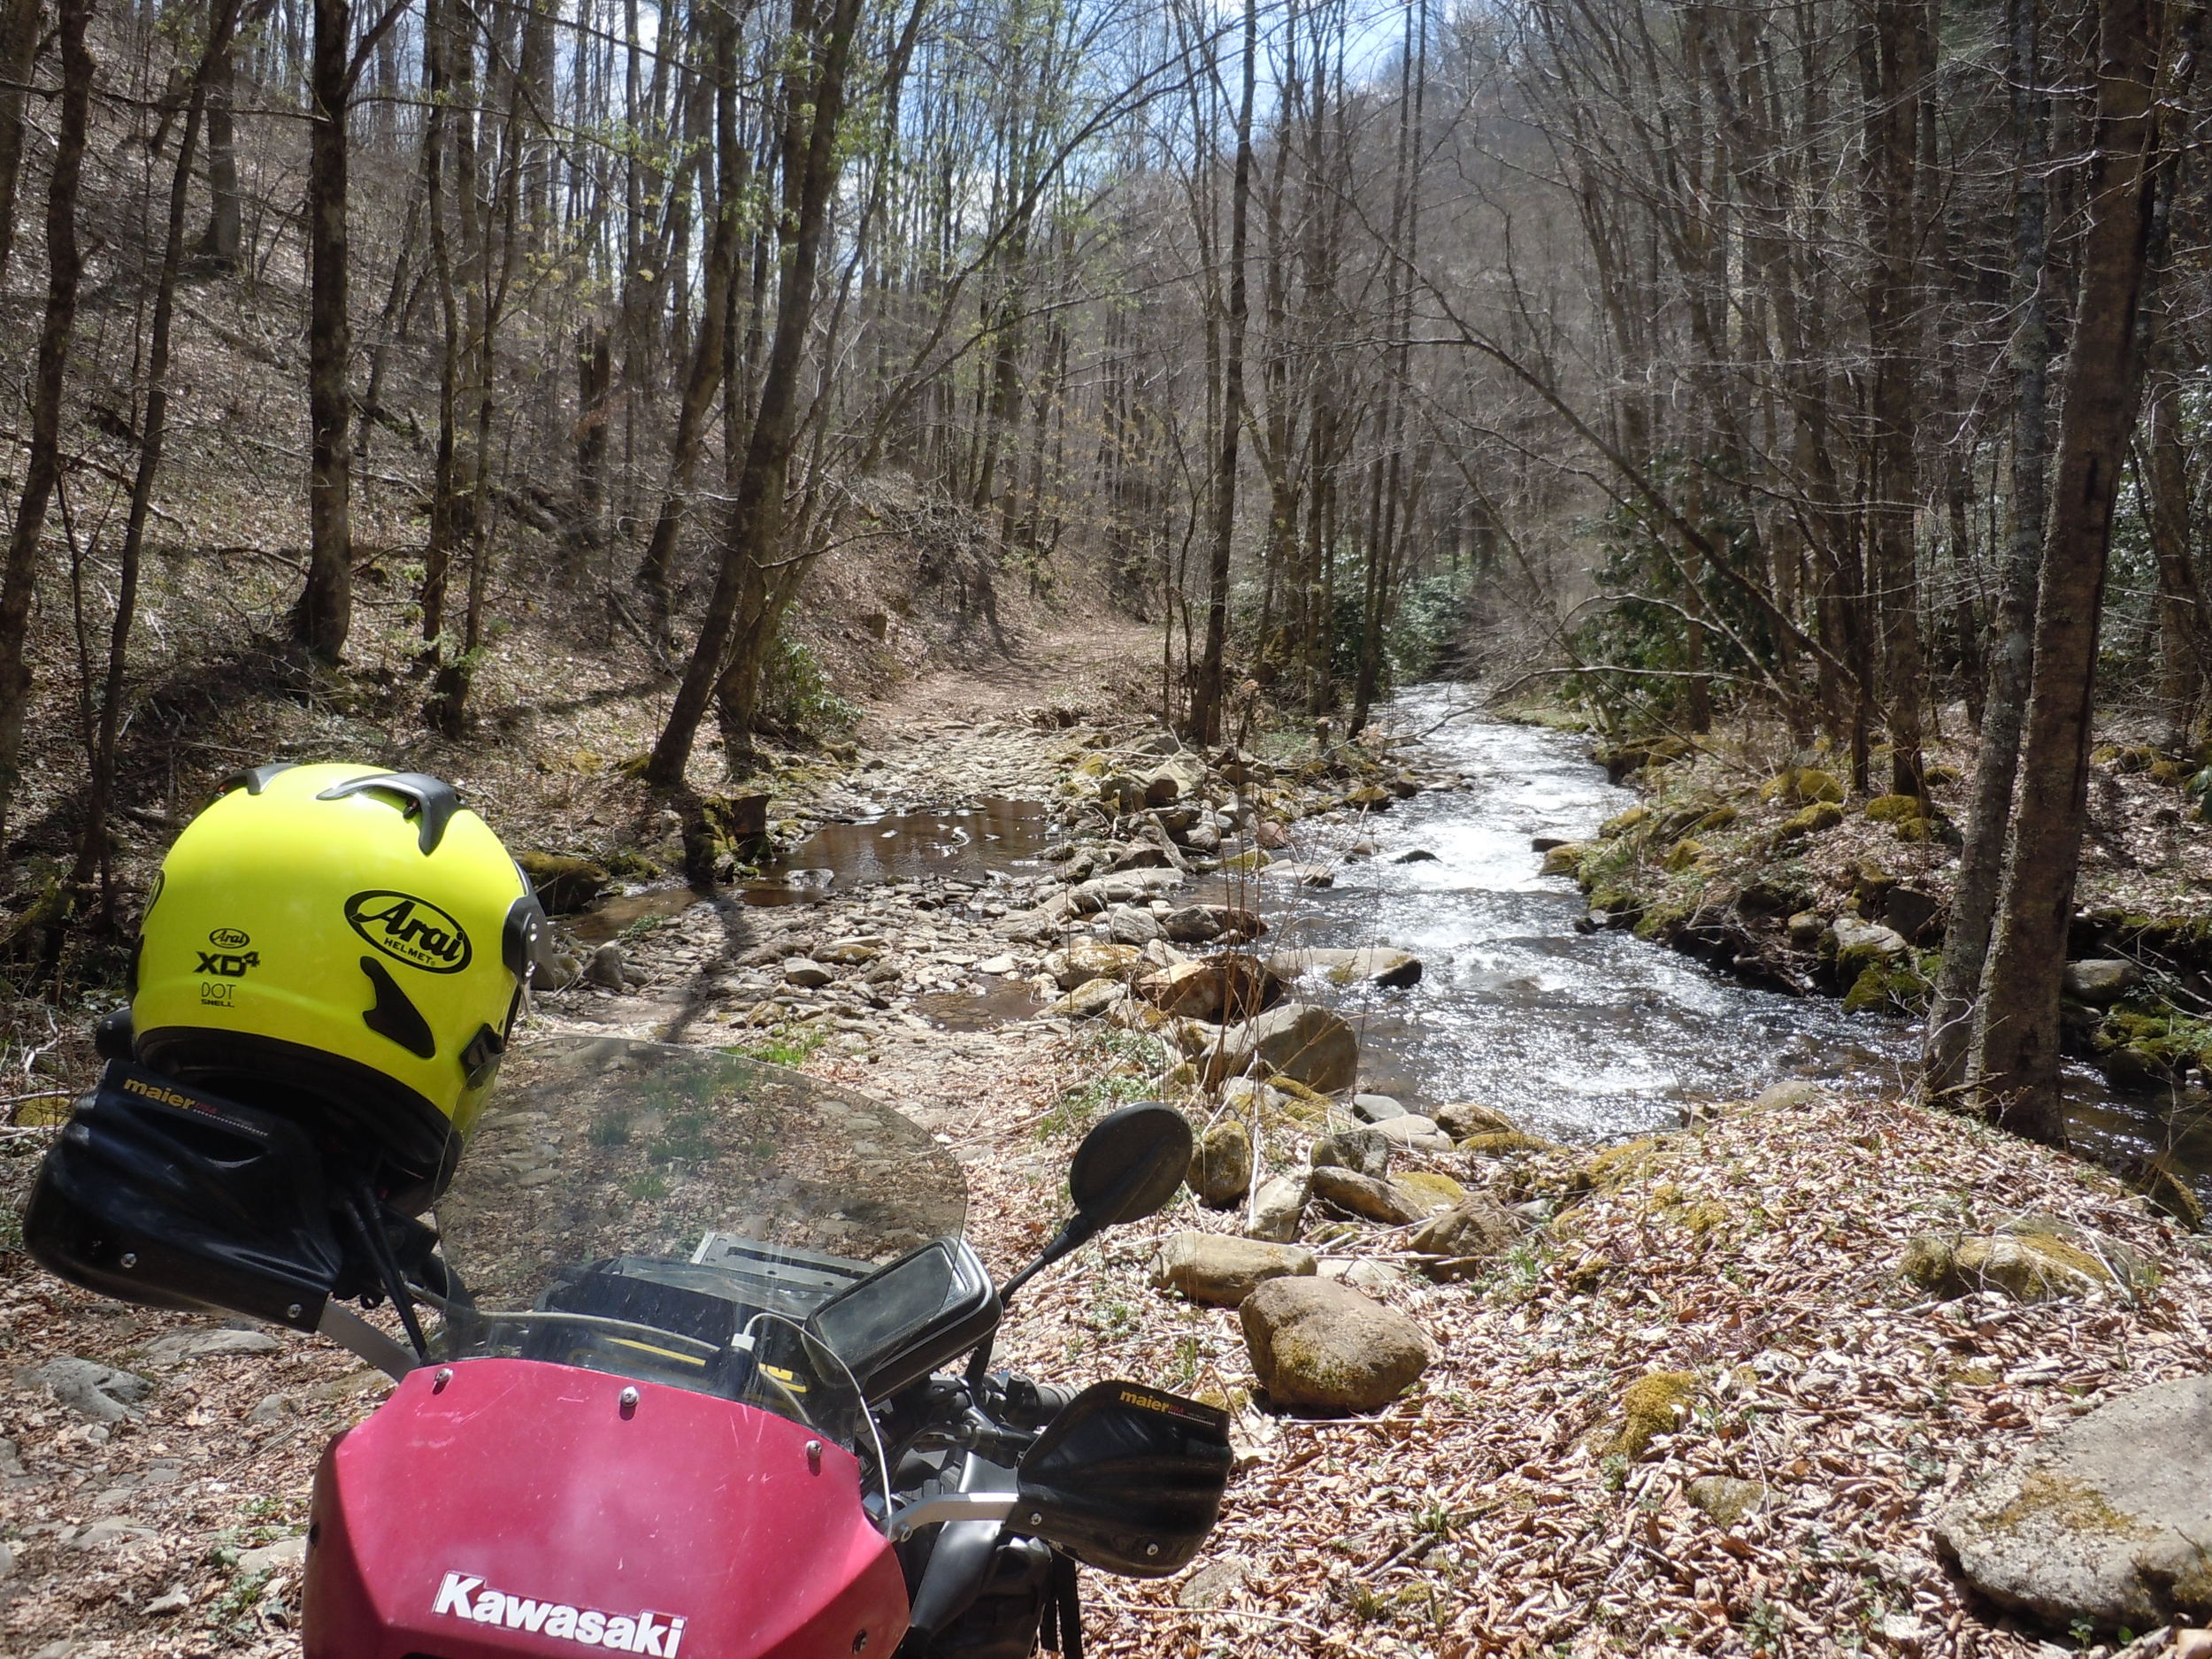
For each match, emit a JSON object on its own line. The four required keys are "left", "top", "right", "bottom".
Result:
{"left": 1350, "top": 1094, "right": 1405, "bottom": 1123}
{"left": 142, "top": 1328, "right": 280, "bottom": 1367}
{"left": 1774, "top": 802, "right": 1845, "bottom": 842}
{"left": 1042, "top": 941, "right": 1147, "bottom": 991}
{"left": 1759, "top": 766, "right": 1845, "bottom": 805}
{"left": 1408, "top": 1194, "right": 1517, "bottom": 1278}
{"left": 1050, "top": 978, "right": 1126, "bottom": 1020}
{"left": 818, "top": 935, "right": 887, "bottom": 965}
{"left": 1432, "top": 1101, "right": 1519, "bottom": 1140}
{"left": 1151, "top": 1233, "right": 1315, "bottom": 1307}
{"left": 1884, "top": 886, "right": 1942, "bottom": 942}
{"left": 782, "top": 957, "right": 834, "bottom": 988}
{"left": 1204, "top": 1002, "right": 1359, "bottom": 1094}
{"left": 1106, "top": 906, "right": 1164, "bottom": 947}
{"left": 1310, "top": 1128, "right": 1390, "bottom": 1179}
{"left": 1248, "top": 1172, "right": 1311, "bottom": 1243}
{"left": 1934, "top": 1375, "right": 2212, "bottom": 1632}
{"left": 1240, "top": 1279, "right": 1431, "bottom": 1413}
{"left": 1310, "top": 1165, "right": 1424, "bottom": 1225}
{"left": 1391, "top": 848, "right": 1440, "bottom": 864}
{"left": 2063, "top": 959, "right": 2144, "bottom": 1008}
{"left": 1261, "top": 862, "right": 1337, "bottom": 887}
{"left": 1256, "top": 820, "right": 1293, "bottom": 851}
{"left": 1189, "top": 1118, "right": 1254, "bottom": 1207}
{"left": 1461, "top": 1130, "right": 1557, "bottom": 1157}
{"left": 27, "top": 1358, "right": 153, "bottom": 1423}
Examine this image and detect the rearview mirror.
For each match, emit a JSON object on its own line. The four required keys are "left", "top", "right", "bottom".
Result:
{"left": 1068, "top": 1102, "right": 1192, "bottom": 1228}
{"left": 1015, "top": 1380, "right": 1233, "bottom": 1577}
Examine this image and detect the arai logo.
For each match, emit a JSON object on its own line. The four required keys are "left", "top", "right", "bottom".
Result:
{"left": 345, "top": 891, "right": 473, "bottom": 973}
{"left": 209, "top": 926, "right": 251, "bottom": 949}
{"left": 432, "top": 1573, "right": 685, "bottom": 1655}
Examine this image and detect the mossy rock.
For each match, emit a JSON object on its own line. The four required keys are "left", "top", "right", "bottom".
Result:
{"left": 1540, "top": 842, "right": 1586, "bottom": 876}
{"left": 1691, "top": 804, "right": 1740, "bottom": 833}
{"left": 1220, "top": 849, "right": 1271, "bottom": 873}
{"left": 1680, "top": 1197, "right": 1735, "bottom": 1237}
{"left": 1609, "top": 1371, "right": 1699, "bottom": 1460}
{"left": 1759, "top": 766, "right": 1844, "bottom": 806}
{"left": 1599, "top": 805, "right": 1650, "bottom": 839}
{"left": 1843, "top": 956, "right": 1934, "bottom": 1016}
{"left": 1266, "top": 1075, "right": 1336, "bottom": 1119}
{"left": 1663, "top": 839, "right": 1705, "bottom": 872}
{"left": 603, "top": 849, "right": 664, "bottom": 881}
{"left": 2129, "top": 1157, "right": 2205, "bottom": 1231}
{"left": 2092, "top": 1008, "right": 2212, "bottom": 1089}
{"left": 516, "top": 851, "right": 612, "bottom": 913}
{"left": 1901, "top": 1223, "right": 2142, "bottom": 1303}
{"left": 1393, "top": 1171, "right": 1469, "bottom": 1215}
{"left": 2149, "top": 757, "right": 2191, "bottom": 786}
{"left": 1581, "top": 1135, "right": 1670, "bottom": 1192}
{"left": 1461, "top": 1130, "right": 1556, "bottom": 1158}
{"left": 1632, "top": 901, "right": 1693, "bottom": 941}
{"left": 1890, "top": 813, "right": 1953, "bottom": 844}
{"left": 1772, "top": 802, "right": 1844, "bottom": 844}
{"left": 1863, "top": 794, "right": 1923, "bottom": 824}
{"left": 1923, "top": 764, "right": 1960, "bottom": 787}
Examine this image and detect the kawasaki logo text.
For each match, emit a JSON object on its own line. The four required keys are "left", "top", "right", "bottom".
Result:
{"left": 432, "top": 1572, "right": 685, "bottom": 1655}
{"left": 346, "top": 891, "right": 473, "bottom": 973}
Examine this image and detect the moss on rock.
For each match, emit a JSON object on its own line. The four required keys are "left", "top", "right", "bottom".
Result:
{"left": 1610, "top": 1371, "right": 1699, "bottom": 1460}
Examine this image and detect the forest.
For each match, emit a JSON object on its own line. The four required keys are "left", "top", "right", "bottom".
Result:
{"left": 0, "top": 0, "right": 2189, "bottom": 1139}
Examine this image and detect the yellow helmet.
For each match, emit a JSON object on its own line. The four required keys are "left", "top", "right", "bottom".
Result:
{"left": 130, "top": 763, "right": 547, "bottom": 1213}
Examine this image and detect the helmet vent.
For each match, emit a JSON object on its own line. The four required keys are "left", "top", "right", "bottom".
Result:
{"left": 315, "top": 772, "right": 463, "bottom": 856}
{"left": 358, "top": 957, "right": 436, "bottom": 1060}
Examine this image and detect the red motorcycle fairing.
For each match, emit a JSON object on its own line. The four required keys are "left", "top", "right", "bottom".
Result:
{"left": 304, "top": 1359, "right": 910, "bottom": 1659}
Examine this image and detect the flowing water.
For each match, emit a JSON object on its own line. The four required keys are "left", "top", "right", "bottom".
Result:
{"left": 1256, "top": 685, "right": 2210, "bottom": 1195}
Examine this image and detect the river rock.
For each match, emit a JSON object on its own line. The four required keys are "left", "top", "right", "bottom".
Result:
{"left": 1827, "top": 917, "right": 1909, "bottom": 975}
{"left": 1248, "top": 1172, "right": 1310, "bottom": 1242}
{"left": 1204, "top": 1002, "right": 1359, "bottom": 1093}
{"left": 1051, "top": 978, "right": 1125, "bottom": 1019}
{"left": 817, "top": 935, "right": 887, "bottom": 965}
{"left": 238, "top": 1536, "right": 308, "bottom": 1576}
{"left": 1433, "top": 1101, "right": 1519, "bottom": 1140}
{"left": 1106, "top": 905, "right": 1163, "bottom": 946}
{"left": 1371, "top": 1114, "right": 1450, "bottom": 1152}
{"left": 1884, "top": 886, "right": 1942, "bottom": 942}
{"left": 1162, "top": 905, "right": 1224, "bottom": 944}
{"left": 1933, "top": 1374, "right": 2212, "bottom": 1632}
{"left": 1350, "top": 1093, "right": 1405, "bottom": 1122}
{"left": 1189, "top": 1118, "right": 1253, "bottom": 1207}
{"left": 1540, "top": 843, "right": 1583, "bottom": 876}
{"left": 782, "top": 956, "right": 834, "bottom": 988}
{"left": 1310, "top": 1165, "right": 1424, "bottom": 1225}
{"left": 27, "top": 1358, "right": 153, "bottom": 1424}
{"left": 1240, "top": 1279, "right": 1430, "bottom": 1413}
{"left": 585, "top": 943, "right": 630, "bottom": 989}
{"left": 1392, "top": 848, "right": 1440, "bottom": 864}
{"left": 1256, "top": 820, "right": 1293, "bottom": 851}
{"left": 2063, "top": 959, "right": 2144, "bottom": 1007}
{"left": 1043, "top": 941, "right": 1146, "bottom": 990}
{"left": 1310, "top": 1128, "right": 1389, "bottom": 1179}
{"left": 1409, "top": 1194, "right": 1520, "bottom": 1278}
{"left": 1392, "top": 1171, "right": 1470, "bottom": 1217}
{"left": 1059, "top": 869, "right": 1187, "bottom": 916}
{"left": 1151, "top": 1233, "right": 1315, "bottom": 1306}
{"left": 1138, "top": 956, "right": 1282, "bottom": 1023}
{"left": 1262, "top": 862, "right": 1337, "bottom": 887}
{"left": 1272, "top": 948, "right": 1424, "bottom": 989}
{"left": 1143, "top": 757, "right": 1208, "bottom": 808}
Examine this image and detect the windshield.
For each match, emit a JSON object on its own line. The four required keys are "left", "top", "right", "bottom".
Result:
{"left": 427, "top": 1036, "right": 967, "bottom": 1456}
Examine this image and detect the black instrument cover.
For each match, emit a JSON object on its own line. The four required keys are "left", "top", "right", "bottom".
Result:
{"left": 1016, "top": 1380, "right": 1233, "bottom": 1578}
{"left": 21, "top": 1061, "right": 344, "bottom": 1331}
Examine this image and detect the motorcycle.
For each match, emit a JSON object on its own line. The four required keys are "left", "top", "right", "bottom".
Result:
{"left": 22, "top": 1034, "right": 1233, "bottom": 1658}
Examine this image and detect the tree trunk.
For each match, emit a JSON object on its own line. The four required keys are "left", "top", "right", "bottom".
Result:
{"left": 1969, "top": 0, "right": 2182, "bottom": 1143}
{"left": 1190, "top": 0, "right": 1256, "bottom": 747}
{"left": 295, "top": 0, "right": 357, "bottom": 661}
{"left": 0, "top": 0, "right": 94, "bottom": 848}
{"left": 2143, "top": 333, "right": 2205, "bottom": 748}
{"left": 644, "top": 0, "right": 864, "bottom": 787}
{"left": 1922, "top": 0, "right": 2052, "bottom": 1099}
{"left": 0, "top": 0, "right": 45, "bottom": 290}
